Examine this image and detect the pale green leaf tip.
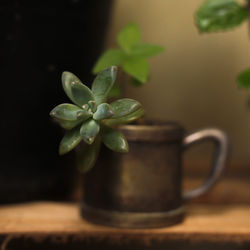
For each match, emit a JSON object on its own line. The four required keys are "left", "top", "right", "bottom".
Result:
{"left": 110, "top": 65, "right": 118, "bottom": 76}
{"left": 120, "top": 140, "right": 129, "bottom": 153}
{"left": 49, "top": 110, "right": 56, "bottom": 117}
{"left": 83, "top": 136, "right": 95, "bottom": 145}
{"left": 59, "top": 146, "right": 67, "bottom": 155}
{"left": 123, "top": 145, "right": 129, "bottom": 153}
{"left": 61, "top": 71, "right": 71, "bottom": 81}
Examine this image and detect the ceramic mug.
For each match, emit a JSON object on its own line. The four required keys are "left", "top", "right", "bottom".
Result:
{"left": 81, "top": 122, "right": 229, "bottom": 228}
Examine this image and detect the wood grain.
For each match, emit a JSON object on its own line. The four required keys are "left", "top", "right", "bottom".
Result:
{"left": 0, "top": 202, "right": 250, "bottom": 244}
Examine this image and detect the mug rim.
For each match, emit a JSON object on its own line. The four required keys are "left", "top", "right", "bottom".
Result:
{"left": 119, "top": 120, "right": 185, "bottom": 142}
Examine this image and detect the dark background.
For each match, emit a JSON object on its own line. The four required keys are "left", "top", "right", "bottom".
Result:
{"left": 0, "top": 0, "right": 113, "bottom": 203}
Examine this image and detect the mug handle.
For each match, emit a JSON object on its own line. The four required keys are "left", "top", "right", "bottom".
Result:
{"left": 182, "top": 128, "right": 229, "bottom": 201}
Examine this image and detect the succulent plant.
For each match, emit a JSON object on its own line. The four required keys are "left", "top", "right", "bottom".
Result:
{"left": 50, "top": 66, "right": 144, "bottom": 173}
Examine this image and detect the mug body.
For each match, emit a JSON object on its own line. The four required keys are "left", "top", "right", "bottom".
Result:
{"left": 81, "top": 122, "right": 186, "bottom": 228}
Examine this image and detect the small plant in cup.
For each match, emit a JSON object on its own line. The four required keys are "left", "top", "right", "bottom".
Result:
{"left": 50, "top": 66, "right": 144, "bottom": 173}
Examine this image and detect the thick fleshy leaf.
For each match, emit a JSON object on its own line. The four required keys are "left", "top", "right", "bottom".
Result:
{"left": 123, "top": 57, "right": 149, "bottom": 83}
{"left": 50, "top": 103, "right": 91, "bottom": 121}
{"left": 62, "top": 71, "right": 94, "bottom": 107}
{"left": 53, "top": 118, "right": 83, "bottom": 130}
{"left": 110, "top": 98, "right": 142, "bottom": 118}
{"left": 80, "top": 119, "right": 100, "bottom": 145}
{"left": 92, "top": 49, "right": 126, "bottom": 74}
{"left": 103, "top": 108, "right": 145, "bottom": 126}
{"left": 101, "top": 126, "right": 129, "bottom": 153}
{"left": 93, "top": 103, "right": 114, "bottom": 121}
{"left": 117, "top": 22, "right": 141, "bottom": 53}
{"left": 71, "top": 80, "right": 94, "bottom": 108}
{"left": 91, "top": 66, "right": 117, "bottom": 105}
{"left": 195, "top": 0, "right": 248, "bottom": 33}
{"left": 62, "top": 71, "right": 81, "bottom": 101}
{"left": 59, "top": 126, "right": 82, "bottom": 155}
{"left": 88, "top": 100, "right": 97, "bottom": 112}
{"left": 237, "top": 68, "right": 250, "bottom": 89}
{"left": 131, "top": 44, "right": 165, "bottom": 58}
{"left": 76, "top": 136, "right": 101, "bottom": 173}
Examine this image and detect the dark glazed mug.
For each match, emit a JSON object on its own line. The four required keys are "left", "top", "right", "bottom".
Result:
{"left": 81, "top": 122, "right": 229, "bottom": 228}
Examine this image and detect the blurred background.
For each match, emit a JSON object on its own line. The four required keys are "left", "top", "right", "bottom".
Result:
{"left": 106, "top": 0, "right": 250, "bottom": 169}
{"left": 1, "top": 0, "right": 249, "bottom": 203}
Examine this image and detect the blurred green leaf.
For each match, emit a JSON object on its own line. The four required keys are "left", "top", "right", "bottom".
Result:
{"left": 93, "top": 103, "right": 114, "bottom": 121}
{"left": 195, "top": 0, "right": 248, "bottom": 33}
{"left": 92, "top": 49, "right": 126, "bottom": 73}
{"left": 92, "top": 66, "right": 117, "bottom": 105}
{"left": 103, "top": 108, "right": 145, "bottom": 126}
{"left": 80, "top": 119, "right": 100, "bottom": 145}
{"left": 117, "top": 22, "right": 141, "bottom": 53}
{"left": 101, "top": 126, "right": 129, "bottom": 153}
{"left": 76, "top": 136, "right": 101, "bottom": 173}
{"left": 237, "top": 68, "right": 250, "bottom": 89}
{"left": 59, "top": 126, "right": 82, "bottom": 155}
{"left": 131, "top": 77, "right": 144, "bottom": 87}
{"left": 131, "top": 44, "right": 165, "bottom": 58}
{"left": 110, "top": 98, "right": 141, "bottom": 118}
{"left": 123, "top": 57, "right": 149, "bottom": 83}
{"left": 108, "top": 84, "right": 122, "bottom": 98}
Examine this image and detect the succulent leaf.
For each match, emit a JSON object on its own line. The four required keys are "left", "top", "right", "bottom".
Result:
{"left": 59, "top": 126, "right": 82, "bottom": 155}
{"left": 237, "top": 68, "right": 250, "bottom": 89}
{"left": 103, "top": 108, "right": 145, "bottom": 126}
{"left": 101, "top": 126, "right": 129, "bottom": 153}
{"left": 62, "top": 71, "right": 80, "bottom": 102}
{"left": 195, "top": 0, "right": 248, "bottom": 33}
{"left": 123, "top": 57, "right": 149, "bottom": 83}
{"left": 50, "top": 103, "right": 91, "bottom": 121}
{"left": 131, "top": 44, "right": 165, "bottom": 58}
{"left": 80, "top": 119, "right": 100, "bottom": 145}
{"left": 108, "top": 84, "right": 122, "bottom": 98}
{"left": 88, "top": 100, "right": 97, "bottom": 112}
{"left": 76, "top": 136, "right": 101, "bottom": 173}
{"left": 110, "top": 98, "right": 142, "bottom": 118}
{"left": 93, "top": 103, "right": 114, "bottom": 121}
{"left": 62, "top": 71, "right": 94, "bottom": 107}
{"left": 117, "top": 22, "right": 141, "bottom": 53}
{"left": 92, "top": 49, "right": 126, "bottom": 74}
{"left": 71, "top": 80, "right": 94, "bottom": 108}
{"left": 92, "top": 66, "right": 117, "bottom": 105}
{"left": 53, "top": 119, "right": 83, "bottom": 130}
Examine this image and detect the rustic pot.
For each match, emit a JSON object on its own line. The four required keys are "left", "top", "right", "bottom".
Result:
{"left": 81, "top": 122, "right": 229, "bottom": 228}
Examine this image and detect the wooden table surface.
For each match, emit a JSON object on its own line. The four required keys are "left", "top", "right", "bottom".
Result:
{"left": 0, "top": 202, "right": 250, "bottom": 246}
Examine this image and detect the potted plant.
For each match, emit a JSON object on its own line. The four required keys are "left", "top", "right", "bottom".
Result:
{"left": 50, "top": 23, "right": 229, "bottom": 228}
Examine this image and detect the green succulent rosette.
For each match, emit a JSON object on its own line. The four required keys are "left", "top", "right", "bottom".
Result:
{"left": 50, "top": 66, "right": 144, "bottom": 173}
